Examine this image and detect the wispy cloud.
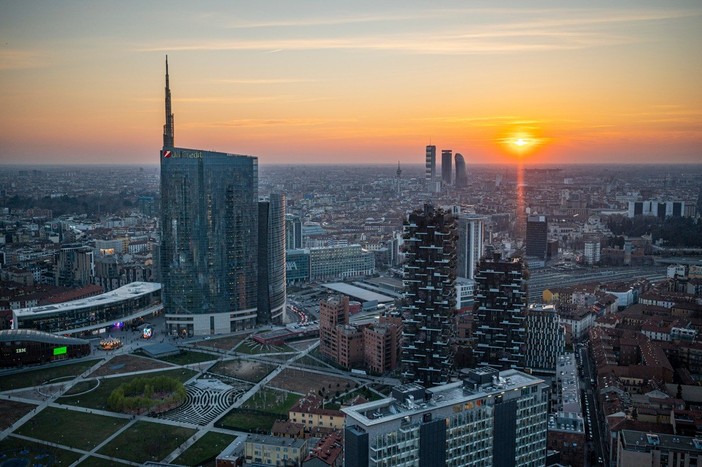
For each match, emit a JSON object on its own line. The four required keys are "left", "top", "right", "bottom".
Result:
{"left": 185, "top": 117, "right": 356, "bottom": 129}
{"left": 142, "top": 8, "right": 700, "bottom": 55}
{"left": 214, "top": 78, "right": 317, "bottom": 84}
{"left": 0, "top": 49, "right": 46, "bottom": 70}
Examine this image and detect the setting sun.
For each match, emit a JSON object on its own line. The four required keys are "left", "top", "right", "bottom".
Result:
{"left": 513, "top": 138, "right": 529, "bottom": 147}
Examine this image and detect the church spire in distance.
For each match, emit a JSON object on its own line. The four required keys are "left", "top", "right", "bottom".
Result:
{"left": 163, "top": 55, "right": 175, "bottom": 148}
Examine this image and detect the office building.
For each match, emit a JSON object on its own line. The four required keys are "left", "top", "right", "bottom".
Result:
{"left": 401, "top": 204, "right": 457, "bottom": 387}
{"left": 424, "top": 145, "right": 441, "bottom": 193}
{"left": 456, "top": 214, "right": 486, "bottom": 280}
{"left": 628, "top": 200, "right": 687, "bottom": 218}
{"left": 441, "top": 149, "right": 452, "bottom": 185}
{"left": 286, "top": 249, "right": 310, "bottom": 284}
{"left": 455, "top": 153, "right": 467, "bottom": 188}
{"left": 425, "top": 145, "right": 436, "bottom": 188}
{"left": 343, "top": 367, "right": 549, "bottom": 467}
{"left": 473, "top": 254, "right": 528, "bottom": 370}
{"left": 160, "top": 58, "right": 260, "bottom": 336}
{"left": 526, "top": 215, "right": 548, "bottom": 259}
{"left": 308, "top": 245, "right": 375, "bottom": 281}
{"left": 524, "top": 304, "right": 565, "bottom": 375}
{"left": 285, "top": 214, "right": 303, "bottom": 250}
{"left": 258, "top": 193, "right": 287, "bottom": 325}
{"left": 56, "top": 244, "right": 94, "bottom": 288}
{"left": 583, "top": 240, "right": 601, "bottom": 265}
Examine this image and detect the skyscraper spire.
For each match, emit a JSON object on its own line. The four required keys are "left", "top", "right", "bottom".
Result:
{"left": 163, "top": 55, "right": 175, "bottom": 148}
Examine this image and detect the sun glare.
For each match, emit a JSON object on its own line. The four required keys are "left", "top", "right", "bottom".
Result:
{"left": 513, "top": 138, "right": 529, "bottom": 147}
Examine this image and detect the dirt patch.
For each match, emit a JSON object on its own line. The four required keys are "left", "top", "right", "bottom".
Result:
{"left": 0, "top": 399, "right": 36, "bottom": 430}
{"left": 89, "top": 354, "right": 174, "bottom": 377}
{"left": 269, "top": 368, "right": 356, "bottom": 395}
{"left": 209, "top": 359, "right": 275, "bottom": 383}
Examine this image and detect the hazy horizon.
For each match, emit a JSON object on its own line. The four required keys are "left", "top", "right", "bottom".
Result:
{"left": 2, "top": 1, "right": 701, "bottom": 166}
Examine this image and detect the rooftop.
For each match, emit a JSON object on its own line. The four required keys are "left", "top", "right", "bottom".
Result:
{"left": 14, "top": 282, "right": 161, "bottom": 317}
{"left": 342, "top": 369, "right": 543, "bottom": 427}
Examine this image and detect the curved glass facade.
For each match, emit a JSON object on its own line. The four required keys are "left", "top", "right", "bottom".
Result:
{"left": 161, "top": 148, "right": 259, "bottom": 335}
{"left": 257, "top": 193, "right": 286, "bottom": 324}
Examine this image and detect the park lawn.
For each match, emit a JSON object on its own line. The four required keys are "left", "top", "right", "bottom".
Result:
{"left": 57, "top": 368, "right": 197, "bottom": 411}
{"left": 216, "top": 409, "right": 280, "bottom": 433}
{"left": 14, "top": 407, "right": 129, "bottom": 451}
{"left": 0, "top": 359, "right": 101, "bottom": 391}
{"left": 97, "top": 420, "right": 196, "bottom": 464}
{"left": 241, "top": 387, "right": 300, "bottom": 415}
{"left": 77, "top": 456, "right": 132, "bottom": 466}
{"left": 172, "top": 431, "right": 236, "bottom": 466}
{"left": 155, "top": 349, "right": 218, "bottom": 365}
{"left": 0, "top": 435, "right": 83, "bottom": 466}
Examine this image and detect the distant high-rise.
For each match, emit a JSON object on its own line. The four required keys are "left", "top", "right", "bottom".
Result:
{"left": 160, "top": 59, "right": 260, "bottom": 336}
{"left": 473, "top": 254, "right": 528, "bottom": 370}
{"left": 454, "top": 153, "right": 467, "bottom": 188}
{"left": 526, "top": 215, "right": 548, "bottom": 259}
{"left": 441, "top": 149, "right": 452, "bottom": 185}
{"left": 258, "top": 193, "right": 286, "bottom": 325}
{"left": 401, "top": 204, "right": 456, "bottom": 387}
{"left": 456, "top": 214, "right": 486, "bottom": 280}
{"left": 424, "top": 145, "right": 436, "bottom": 190}
{"left": 285, "top": 214, "right": 303, "bottom": 250}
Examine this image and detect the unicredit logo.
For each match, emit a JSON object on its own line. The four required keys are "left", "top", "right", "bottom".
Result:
{"left": 163, "top": 150, "right": 172, "bottom": 158}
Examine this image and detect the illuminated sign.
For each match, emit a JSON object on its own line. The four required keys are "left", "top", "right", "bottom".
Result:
{"left": 16, "top": 348, "right": 26, "bottom": 354}
{"left": 53, "top": 346, "right": 68, "bottom": 356}
{"left": 143, "top": 326, "right": 153, "bottom": 339}
{"left": 164, "top": 149, "right": 203, "bottom": 159}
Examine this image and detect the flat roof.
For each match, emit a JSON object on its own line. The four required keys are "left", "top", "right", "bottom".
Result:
{"left": 342, "top": 369, "right": 544, "bottom": 427}
{"left": 14, "top": 282, "right": 161, "bottom": 317}
{"left": 321, "top": 282, "right": 394, "bottom": 303}
{"left": 621, "top": 429, "right": 702, "bottom": 453}
{"left": 0, "top": 329, "right": 89, "bottom": 345}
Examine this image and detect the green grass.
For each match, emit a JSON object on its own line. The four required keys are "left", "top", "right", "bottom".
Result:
{"left": 0, "top": 435, "right": 83, "bottom": 466}
{"left": 14, "top": 407, "right": 129, "bottom": 451}
{"left": 97, "top": 421, "right": 196, "bottom": 464}
{"left": 63, "top": 379, "right": 100, "bottom": 396}
{"left": 57, "top": 368, "right": 197, "bottom": 411}
{"left": 217, "top": 387, "right": 300, "bottom": 433}
{"left": 149, "top": 349, "right": 217, "bottom": 365}
{"left": 0, "top": 359, "right": 102, "bottom": 391}
{"left": 216, "top": 409, "right": 281, "bottom": 433}
{"left": 172, "top": 431, "right": 236, "bottom": 466}
{"left": 240, "top": 388, "right": 300, "bottom": 415}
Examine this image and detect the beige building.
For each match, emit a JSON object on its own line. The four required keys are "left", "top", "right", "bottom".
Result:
{"left": 244, "top": 434, "right": 307, "bottom": 466}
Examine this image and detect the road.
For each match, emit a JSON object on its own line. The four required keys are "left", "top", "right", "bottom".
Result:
{"left": 579, "top": 344, "right": 607, "bottom": 466}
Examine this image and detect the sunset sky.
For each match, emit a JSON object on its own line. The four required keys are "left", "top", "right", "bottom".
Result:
{"left": 1, "top": 1, "right": 701, "bottom": 166}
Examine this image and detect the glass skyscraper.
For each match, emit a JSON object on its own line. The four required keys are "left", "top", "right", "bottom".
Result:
{"left": 161, "top": 148, "right": 259, "bottom": 336}
{"left": 159, "top": 58, "right": 260, "bottom": 336}
{"left": 258, "top": 193, "right": 286, "bottom": 325}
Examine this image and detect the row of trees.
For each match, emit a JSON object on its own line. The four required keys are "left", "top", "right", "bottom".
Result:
{"left": 107, "top": 375, "right": 186, "bottom": 414}
{"left": 607, "top": 215, "right": 702, "bottom": 248}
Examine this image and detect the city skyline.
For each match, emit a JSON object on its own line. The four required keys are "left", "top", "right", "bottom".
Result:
{"left": 1, "top": 1, "right": 701, "bottom": 166}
